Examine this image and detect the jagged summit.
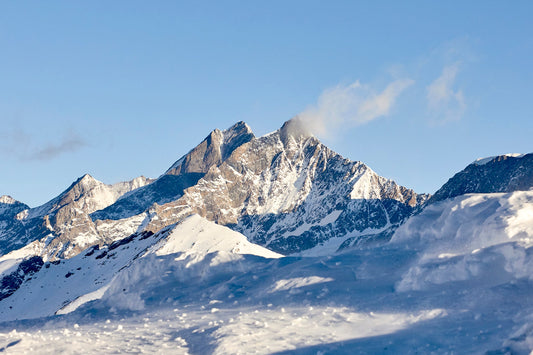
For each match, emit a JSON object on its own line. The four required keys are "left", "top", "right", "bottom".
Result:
{"left": 1, "top": 119, "right": 429, "bottom": 259}
{"left": 165, "top": 121, "right": 255, "bottom": 176}
{"left": 143, "top": 119, "right": 428, "bottom": 254}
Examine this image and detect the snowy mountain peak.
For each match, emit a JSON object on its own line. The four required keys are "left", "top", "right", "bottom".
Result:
{"left": 142, "top": 119, "right": 427, "bottom": 254}
{"left": 74, "top": 173, "right": 100, "bottom": 188}
{"left": 165, "top": 121, "right": 255, "bottom": 176}
{"left": 0, "top": 195, "right": 19, "bottom": 205}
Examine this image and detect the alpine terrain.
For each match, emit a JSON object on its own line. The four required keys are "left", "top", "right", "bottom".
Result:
{"left": 0, "top": 121, "right": 532, "bottom": 354}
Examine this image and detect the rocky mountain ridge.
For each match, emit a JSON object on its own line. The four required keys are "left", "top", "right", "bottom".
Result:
{"left": 144, "top": 119, "right": 428, "bottom": 254}
{"left": 1, "top": 119, "right": 428, "bottom": 260}
{"left": 0, "top": 175, "right": 153, "bottom": 259}
{"left": 430, "top": 153, "right": 533, "bottom": 203}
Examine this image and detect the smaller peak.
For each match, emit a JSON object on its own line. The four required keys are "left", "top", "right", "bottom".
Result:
{"left": 73, "top": 174, "right": 100, "bottom": 188}
{"left": 0, "top": 195, "right": 18, "bottom": 204}
{"left": 80, "top": 173, "right": 96, "bottom": 181}
{"left": 224, "top": 121, "right": 252, "bottom": 133}
{"left": 222, "top": 121, "right": 254, "bottom": 141}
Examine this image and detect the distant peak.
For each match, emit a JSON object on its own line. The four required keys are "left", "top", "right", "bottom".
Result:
{"left": 0, "top": 195, "right": 18, "bottom": 204}
{"left": 222, "top": 121, "right": 254, "bottom": 141}
{"left": 70, "top": 174, "right": 100, "bottom": 189}
{"left": 79, "top": 173, "right": 96, "bottom": 182}
{"left": 224, "top": 121, "right": 252, "bottom": 133}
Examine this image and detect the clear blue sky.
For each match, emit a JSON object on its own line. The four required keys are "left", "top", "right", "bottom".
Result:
{"left": 1, "top": 1, "right": 532, "bottom": 206}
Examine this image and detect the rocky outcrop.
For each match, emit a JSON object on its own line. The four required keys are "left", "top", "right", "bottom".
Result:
{"left": 165, "top": 121, "right": 255, "bottom": 175}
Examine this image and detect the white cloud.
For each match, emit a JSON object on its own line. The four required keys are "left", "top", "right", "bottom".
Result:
{"left": 298, "top": 78, "right": 414, "bottom": 137}
{"left": 426, "top": 63, "right": 466, "bottom": 123}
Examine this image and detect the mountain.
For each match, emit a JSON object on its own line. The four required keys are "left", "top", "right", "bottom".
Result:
{"left": 91, "top": 121, "right": 254, "bottom": 221}
{"left": 0, "top": 122, "right": 532, "bottom": 353}
{"left": 0, "top": 215, "right": 279, "bottom": 321}
{"left": 430, "top": 153, "right": 533, "bottom": 203}
{"left": 0, "top": 119, "right": 427, "bottom": 260}
{"left": 0, "top": 175, "right": 153, "bottom": 259}
{"left": 0, "top": 196, "right": 30, "bottom": 262}
{"left": 128, "top": 118, "right": 429, "bottom": 254}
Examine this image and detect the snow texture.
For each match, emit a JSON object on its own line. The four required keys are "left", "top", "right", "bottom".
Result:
{"left": 0, "top": 189, "right": 532, "bottom": 353}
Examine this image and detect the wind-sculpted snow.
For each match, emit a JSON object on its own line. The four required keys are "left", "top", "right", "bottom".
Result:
{"left": 391, "top": 190, "right": 533, "bottom": 292}
{"left": 0, "top": 225, "right": 531, "bottom": 352}
{"left": 0, "top": 188, "right": 532, "bottom": 352}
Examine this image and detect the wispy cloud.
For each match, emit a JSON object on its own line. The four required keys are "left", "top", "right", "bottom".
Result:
{"left": 27, "top": 133, "right": 88, "bottom": 161}
{"left": 298, "top": 78, "right": 414, "bottom": 137}
{"left": 0, "top": 128, "right": 88, "bottom": 161}
{"left": 426, "top": 63, "right": 466, "bottom": 123}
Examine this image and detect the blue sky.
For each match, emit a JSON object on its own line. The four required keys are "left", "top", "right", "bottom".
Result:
{"left": 1, "top": 1, "right": 532, "bottom": 206}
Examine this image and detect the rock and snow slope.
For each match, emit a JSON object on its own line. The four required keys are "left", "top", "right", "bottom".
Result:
{"left": 0, "top": 175, "right": 153, "bottom": 259}
{"left": 0, "top": 117, "right": 532, "bottom": 353}
{"left": 141, "top": 119, "right": 428, "bottom": 254}
{"left": 0, "top": 186, "right": 531, "bottom": 353}
{"left": 91, "top": 121, "right": 254, "bottom": 221}
{"left": 0, "top": 215, "right": 279, "bottom": 322}
{"left": 0, "top": 119, "right": 427, "bottom": 260}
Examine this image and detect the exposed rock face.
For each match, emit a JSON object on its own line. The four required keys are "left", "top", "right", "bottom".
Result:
{"left": 0, "top": 255, "right": 43, "bottom": 301}
{"left": 91, "top": 121, "right": 255, "bottom": 221}
{"left": 165, "top": 121, "right": 255, "bottom": 175}
{"left": 430, "top": 153, "right": 533, "bottom": 203}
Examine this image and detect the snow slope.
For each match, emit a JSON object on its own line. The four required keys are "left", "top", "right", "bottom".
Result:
{"left": 0, "top": 189, "right": 532, "bottom": 353}
{"left": 154, "top": 214, "right": 281, "bottom": 259}
{"left": 0, "top": 215, "right": 279, "bottom": 322}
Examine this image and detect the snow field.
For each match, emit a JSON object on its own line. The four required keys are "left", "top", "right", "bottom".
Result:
{"left": 0, "top": 191, "right": 532, "bottom": 353}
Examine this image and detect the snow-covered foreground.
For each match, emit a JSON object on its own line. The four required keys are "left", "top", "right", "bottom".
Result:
{"left": 1, "top": 192, "right": 533, "bottom": 353}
